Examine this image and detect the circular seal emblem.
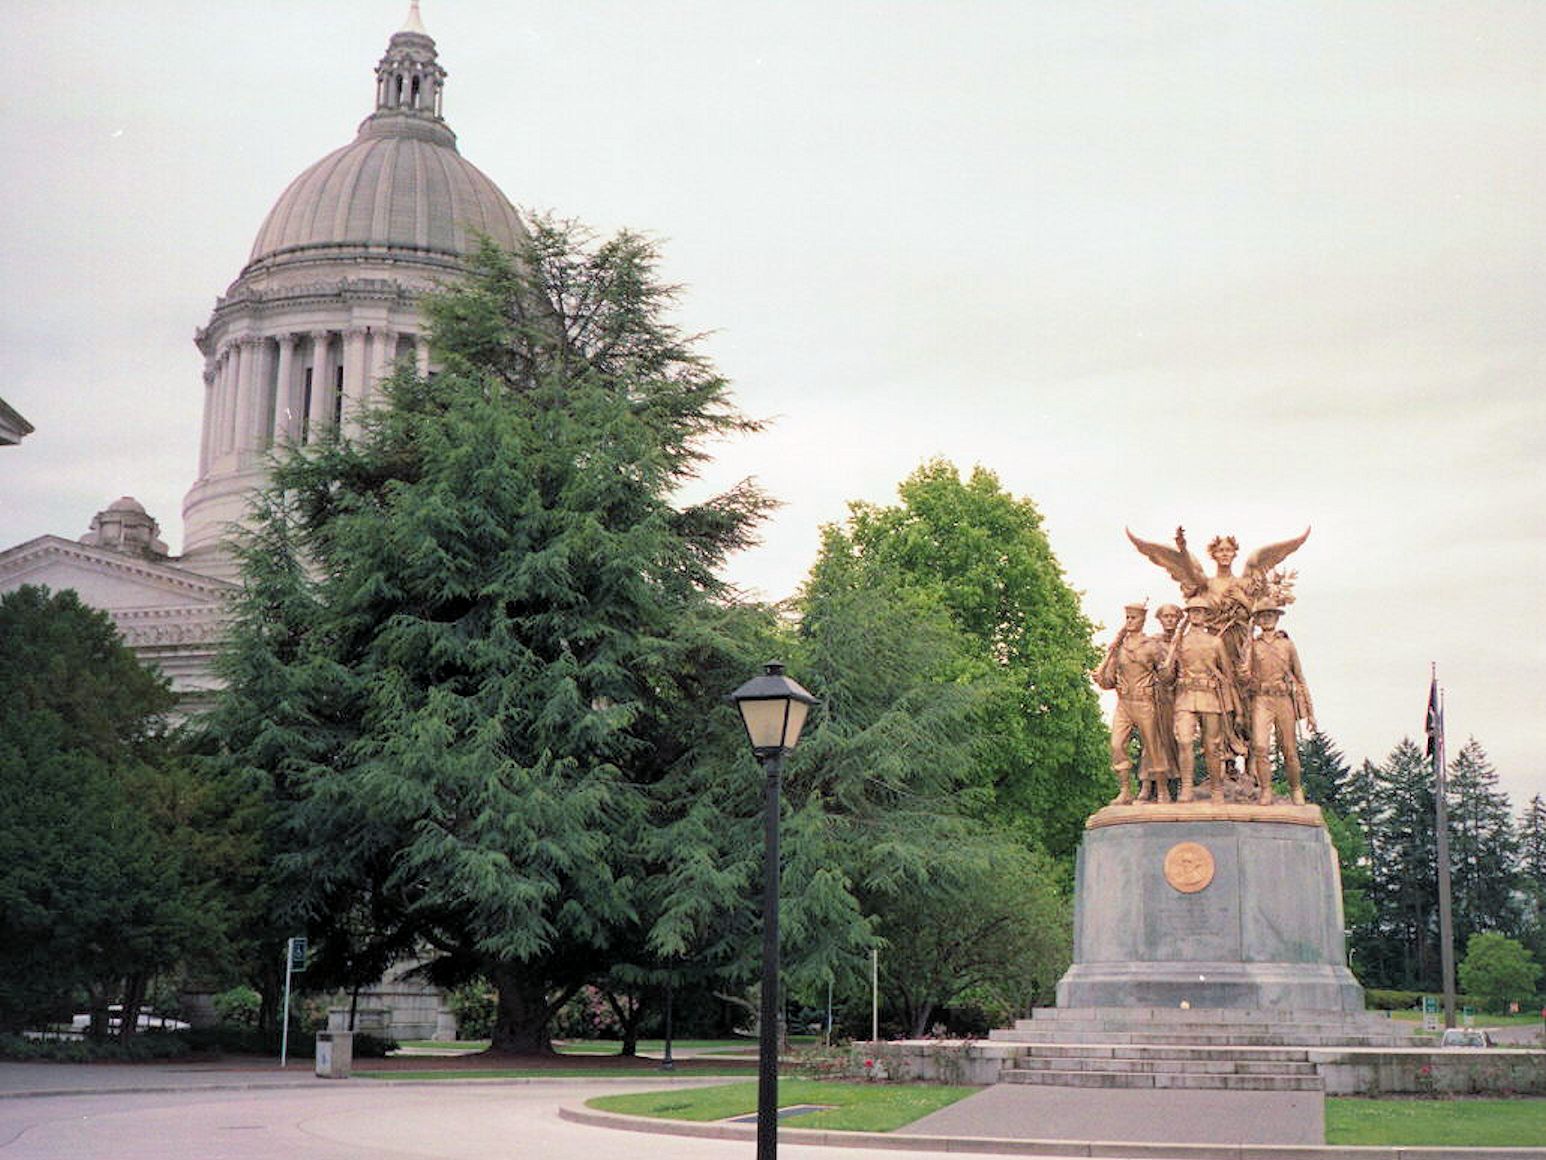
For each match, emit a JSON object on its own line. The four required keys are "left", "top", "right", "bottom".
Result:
{"left": 1163, "top": 841, "right": 1215, "bottom": 894}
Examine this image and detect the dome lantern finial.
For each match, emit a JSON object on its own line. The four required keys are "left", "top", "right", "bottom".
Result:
{"left": 374, "top": 2, "right": 446, "bottom": 120}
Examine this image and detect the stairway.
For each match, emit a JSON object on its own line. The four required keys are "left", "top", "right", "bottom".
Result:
{"left": 988, "top": 1007, "right": 1424, "bottom": 1091}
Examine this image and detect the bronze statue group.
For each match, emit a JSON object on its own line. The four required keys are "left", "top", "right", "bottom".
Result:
{"left": 1097, "top": 527, "right": 1315, "bottom": 808}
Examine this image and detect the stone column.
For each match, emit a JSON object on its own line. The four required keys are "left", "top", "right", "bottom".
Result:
{"left": 307, "top": 331, "right": 332, "bottom": 440}
{"left": 341, "top": 327, "right": 369, "bottom": 436}
{"left": 273, "top": 333, "right": 299, "bottom": 446}
{"left": 368, "top": 327, "right": 396, "bottom": 405}
{"left": 218, "top": 340, "right": 241, "bottom": 454}
{"left": 231, "top": 336, "right": 259, "bottom": 458}
{"left": 254, "top": 337, "right": 278, "bottom": 453}
{"left": 198, "top": 363, "right": 217, "bottom": 476}
{"left": 413, "top": 334, "right": 430, "bottom": 376}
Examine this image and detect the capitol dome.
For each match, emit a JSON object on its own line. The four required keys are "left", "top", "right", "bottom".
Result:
{"left": 182, "top": 2, "right": 526, "bottom": 580}
{"left": 244, "top": 84, "right": 524, "bottom": 276}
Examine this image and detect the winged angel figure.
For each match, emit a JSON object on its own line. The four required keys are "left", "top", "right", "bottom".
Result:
{"left": 1125, "top": 525, "right": 1310, "bottom": 668}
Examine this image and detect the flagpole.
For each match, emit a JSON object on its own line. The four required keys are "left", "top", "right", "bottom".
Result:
{"left": 1429, "top": 666, "right": 1457, "bottom": 1030}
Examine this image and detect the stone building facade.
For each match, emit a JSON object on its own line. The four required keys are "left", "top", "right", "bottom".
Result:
{"left": 3, "top": 2, "right": 525, "bottom": 689}
{"left": 1, "top": 4, "right": 529, "bottom": 1042}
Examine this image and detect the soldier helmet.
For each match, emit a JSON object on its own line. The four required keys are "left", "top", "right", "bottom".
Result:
{"left": 1183, "top": 593, "right": 1214, "bottom": 613}
{"left": 1252, "top": 598, "right": 1286, "bottom": 616}
{"left": 1123, "top": 600, "right": 1148, "bottom": 615}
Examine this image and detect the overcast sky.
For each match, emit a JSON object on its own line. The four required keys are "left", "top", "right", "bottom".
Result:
{"left": 3, "top": 2, "right": 1542, "bottom": 810}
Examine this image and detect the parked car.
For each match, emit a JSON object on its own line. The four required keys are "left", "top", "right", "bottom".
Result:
{"left": 1439, "top": 1028, "right": 1492, "bottom": 1048}
{"left": 70, "top": 1007, "right": 190, "bottom": 1034}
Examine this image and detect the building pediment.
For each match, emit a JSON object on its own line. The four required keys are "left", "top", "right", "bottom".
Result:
{"left": 0, "top": 536, "right": 237, "bottom": 611}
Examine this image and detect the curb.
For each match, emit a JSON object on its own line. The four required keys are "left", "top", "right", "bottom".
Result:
{"left": 0, "top": 1073, "right": 737, "bottom": 1101}
{"left": 559, "top": 1104, "right": 1546, "bottom": 1160}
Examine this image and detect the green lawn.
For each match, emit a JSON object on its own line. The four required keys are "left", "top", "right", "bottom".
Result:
{"left": 1387, "top": 1009, "right": 1545, "bottom": 1027}
{"left": 588, "top": 1080, "right": 976, "bottom": 1132}
{"left": 1327, "top": 1098, "right": 1546, "bottom": 1146}
{"left": 586, "top": 1084, "right": 1546, "bottom": 1144}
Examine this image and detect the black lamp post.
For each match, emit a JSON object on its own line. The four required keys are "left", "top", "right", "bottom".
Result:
{"left": 729, "top": 661, "right": 817, "bottom": 1160}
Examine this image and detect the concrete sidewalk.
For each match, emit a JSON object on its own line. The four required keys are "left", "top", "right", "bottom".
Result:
{"left": 0, "top": 1059, "right": 326, "bottom": 1099}
{"left": 907, "top": 1082, "right": 1324, "bottom": 1145}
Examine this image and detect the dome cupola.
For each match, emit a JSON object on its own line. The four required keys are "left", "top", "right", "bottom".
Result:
{"left": 370, "top": 1, "right": 449, "bottom": 135}
{"left": 183, "top": 4, "right": 525, "bottom": 581}
{"left": 240, "top": 2, "right": 524, "bottom": 278}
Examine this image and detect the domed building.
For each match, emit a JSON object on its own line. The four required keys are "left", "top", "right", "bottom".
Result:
{"left": 1, "top": 4, "right": 525, "bottom": 733}
{"left": 183, "top": 1, "right": 527, "bottom": 580}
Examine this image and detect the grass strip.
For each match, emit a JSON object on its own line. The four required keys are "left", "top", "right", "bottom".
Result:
{"left": 1326, "top": 1097, "right": 1546, "bottom": 1146}
{"left": 588, "top": 1079, "right": 976, "bottom": 1133}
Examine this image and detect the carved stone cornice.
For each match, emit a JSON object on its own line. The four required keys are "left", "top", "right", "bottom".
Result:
{"left": 113, "top": 605, "right": 231, "bottom": 649}
{"left": 209, "top": 272, "right": 440, "bottom": 320}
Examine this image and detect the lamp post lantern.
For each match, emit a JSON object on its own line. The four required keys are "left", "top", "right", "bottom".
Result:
{"left": 729, "top": 661, "right": 817, "bottom": 1160}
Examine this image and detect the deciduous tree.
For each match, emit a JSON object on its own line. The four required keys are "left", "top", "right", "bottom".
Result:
{"left": 815, "top": 460, "right": 1108, "bottom": 859}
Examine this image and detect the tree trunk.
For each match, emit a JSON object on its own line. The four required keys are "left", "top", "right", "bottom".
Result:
{"left": 909, "top": 1000, "right": 934, "bottom": 1040}
{"left": 604, "top": 990, "right": 643, "bottom": 1057}
{"left": 489, "top": 967, "right": 554, "bottom": 1054}
{"left": 119, "top": 973, "right": 148, "bottom": 1042}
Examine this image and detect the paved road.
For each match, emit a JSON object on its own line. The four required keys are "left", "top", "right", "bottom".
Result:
{"left": 0, "top": 1074, "right": 989, "bottom": 1160}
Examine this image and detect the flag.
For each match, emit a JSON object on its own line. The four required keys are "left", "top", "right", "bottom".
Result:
{"left": 1425, "top": 673, "right": 1440, "bottom": 758}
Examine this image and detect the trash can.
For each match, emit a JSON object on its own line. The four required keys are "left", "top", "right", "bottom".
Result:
{"left": 315, "top": 1030, "right": 354, "bottom": 1079}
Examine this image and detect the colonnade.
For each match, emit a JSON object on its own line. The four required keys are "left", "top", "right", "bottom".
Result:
{"left": 198, "top": 326, "right": 430, "bottom": 475}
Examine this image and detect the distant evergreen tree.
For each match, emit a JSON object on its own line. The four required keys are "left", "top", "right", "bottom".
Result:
{"left": 1445, "top": 738, "right": 1519, "bottom": 947}
{"left": 1518, "top": 795, "right": 1546, "bottom": 893}
{"left": 1517, "top": 795, "right": 1546, "bottom": 969}
{"left": 1365, "top": 739, "right": 1439, "bottom": 990}
{"left": 1299, "top": 730, "right": 1350, "bottom": 809}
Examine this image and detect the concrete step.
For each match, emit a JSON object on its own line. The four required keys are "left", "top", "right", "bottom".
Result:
{"left": 1020, "top": 1044, "right": 1313, "bottom": 1062}
{"left": 1011, "top": 1056, "right": 1319, "bottom": 1076}
{"left": 991, "top": 1028, "right": 1419, "bottom": 1047}
{"left": 1026, "top": 1006, "right": 1398, "bottom": 1025}
{"left": 1002, "top": 1068, "right": 1323, "bottom": 1091}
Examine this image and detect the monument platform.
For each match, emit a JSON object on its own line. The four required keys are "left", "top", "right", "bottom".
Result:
{"left": 1056, "top": 803, "right": 1363, "bottom": 1012}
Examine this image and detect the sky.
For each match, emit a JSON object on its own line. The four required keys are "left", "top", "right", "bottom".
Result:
{"left": 2, "top": 2, "right": 1543, "bottom": 810}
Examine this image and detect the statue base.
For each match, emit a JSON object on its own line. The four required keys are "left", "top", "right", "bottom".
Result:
{"left": 1056, "top": 804, "right": 1364, "bottom": 1012}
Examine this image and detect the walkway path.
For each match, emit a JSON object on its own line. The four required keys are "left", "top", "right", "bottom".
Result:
{"left": 0, "top": 1074, "right": 974, "bottom": 1160}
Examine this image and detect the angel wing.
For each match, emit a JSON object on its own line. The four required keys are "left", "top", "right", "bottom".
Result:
{"left": 1126, "top": 526, "right": 1206, "bottom": 594}
{"left": 1244, "top": 527, "right": 1311, "bottom": 578}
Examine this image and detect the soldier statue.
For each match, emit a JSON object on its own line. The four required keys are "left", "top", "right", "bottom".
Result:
{"left": 1239, "top": 598, "right": 1316, "bottom": 805}
{"left": 1094, "top": 602, "right": 1172, "bottom": 805}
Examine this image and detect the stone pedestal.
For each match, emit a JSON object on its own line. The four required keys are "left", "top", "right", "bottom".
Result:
{"left": 1056, "top": 803, "right": 1363, "bottom": 1012}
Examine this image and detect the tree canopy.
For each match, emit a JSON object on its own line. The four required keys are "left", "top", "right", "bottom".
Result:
{"left": 810, "top": 460, "right": 1108, "bottom": 859}
{"left": 0, "top": 586, "right": 227, "bottom": 1036}
{"left": 205, "top": 221, "right": 770, "bottom": 1051}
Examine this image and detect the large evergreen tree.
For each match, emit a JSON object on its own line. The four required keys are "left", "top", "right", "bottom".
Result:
{"left": 207, "top": 221, "right": 769, "bottom": 1052}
